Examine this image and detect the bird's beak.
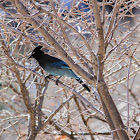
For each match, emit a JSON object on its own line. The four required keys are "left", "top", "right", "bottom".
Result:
{"left": 28, "top": 54, "right": 33, "bottom": 59}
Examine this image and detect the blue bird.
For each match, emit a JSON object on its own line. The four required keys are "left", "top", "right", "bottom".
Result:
{"left": 29, "top": 46, "right": 90, "bottom": 92}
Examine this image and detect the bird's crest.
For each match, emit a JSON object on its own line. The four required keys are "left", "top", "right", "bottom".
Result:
{"left": 32, "top": 45, "right": 43, "bottom": 53}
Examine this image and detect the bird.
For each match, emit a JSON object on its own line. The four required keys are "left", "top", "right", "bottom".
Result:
{"left": 29, "top": 45, "right": 90, "bottom": 92}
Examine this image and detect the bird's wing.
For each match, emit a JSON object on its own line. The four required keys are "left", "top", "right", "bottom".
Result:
{"left": 50, "top": 61, "right": 70, "bottom": 69}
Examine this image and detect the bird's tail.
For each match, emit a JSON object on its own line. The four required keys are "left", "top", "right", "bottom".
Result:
{"left": 76, "top": 79, "right": 90, "bottom": 92}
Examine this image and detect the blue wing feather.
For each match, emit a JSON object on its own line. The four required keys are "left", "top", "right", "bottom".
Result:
{"left": 50, "top": 61, "right": 70, "bottom": 69}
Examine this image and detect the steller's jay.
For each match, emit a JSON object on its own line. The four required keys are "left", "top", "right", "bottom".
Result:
{"left": 29, "top": 45, "right": 90, "bottom": 92}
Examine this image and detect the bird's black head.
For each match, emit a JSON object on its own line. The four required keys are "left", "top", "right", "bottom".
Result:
{"left": 28, "top": 45, "right": 43, "bottom": 59}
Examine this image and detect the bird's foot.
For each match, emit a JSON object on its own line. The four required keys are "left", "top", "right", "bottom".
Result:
{"left": 56, "top": 76, "right": 62, "bottom": 85}
{"left": 45, "top": 74, "right": 53, "bottom": 80}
